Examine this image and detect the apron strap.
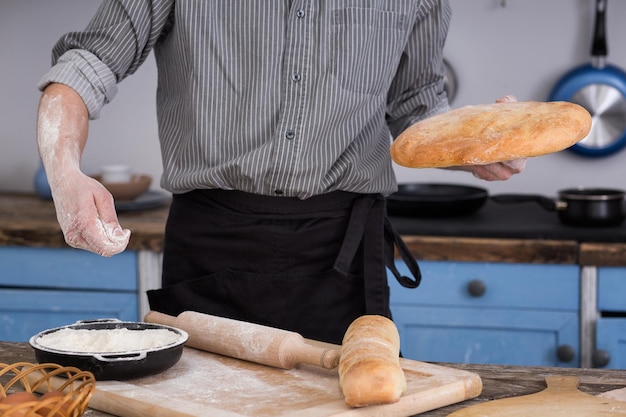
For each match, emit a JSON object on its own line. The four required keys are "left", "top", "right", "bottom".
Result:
{"left": 384, "top": 217, "right": 421, "bottom": 288}
{"left": 333, "top": 195, "right": 422, "bottom": 315}
{"left": 333, "top": 196, "right": 375, "bottom": 276}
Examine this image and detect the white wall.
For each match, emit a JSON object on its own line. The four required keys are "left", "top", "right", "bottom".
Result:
{"left": 0, "top": 1, "right": 161, "bottom": 192}
{"left": 2, "top": 0, "right": 626, "bottom": 197}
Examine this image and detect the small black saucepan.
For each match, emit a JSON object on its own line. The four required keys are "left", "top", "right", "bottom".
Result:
{"left": 492, "top": 188, "right": 625, "bottom": 227}
{"left": 386, "top": 183, "right": 489, "bottom": 217}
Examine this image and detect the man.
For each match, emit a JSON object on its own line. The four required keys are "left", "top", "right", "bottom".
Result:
{"left": 36, "top": 1, "right": 525, "bottom": 344}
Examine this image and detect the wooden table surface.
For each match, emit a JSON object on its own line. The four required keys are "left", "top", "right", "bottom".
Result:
{"left": 2, "top": 342, "right": 626, "bottom": 417}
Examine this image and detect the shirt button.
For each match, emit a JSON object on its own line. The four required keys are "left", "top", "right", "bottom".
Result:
{"left": 285, "top": 130, "right": 295, "bottom": 140}
{"left": 296, "top": 9, "right": 305, "bottom": 18}
{"left": 291, "top": 73, "right": 302, "bottom": 82}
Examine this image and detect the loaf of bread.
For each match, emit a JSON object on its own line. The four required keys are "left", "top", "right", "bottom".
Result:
{"left": 390, "top": 100, "right": 592, "bottom": 168}
{"left": 338, "top": 315, "right": 406, "bottom": 407}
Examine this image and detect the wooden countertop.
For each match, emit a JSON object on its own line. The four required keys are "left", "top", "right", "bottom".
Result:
{"left": 2, "top": 341, "right": 626, "bottom": 417}
{"left": 1, "top": 193, "right": 625, "bottom": 265}
{"left": 0, "top": 193, "right": 170, "bottom": 252}
{"left": 400, "top": 235, "right": 579, "bottom": 264}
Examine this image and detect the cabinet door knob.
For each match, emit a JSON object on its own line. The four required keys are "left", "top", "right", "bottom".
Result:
{"left": 592, "top": 349, "right": 611, "bottom": 368}
{"left": 467, "top": 279, "right": 487, "bottom": 297}
{"left": 556, "top": 344, "right": 576, "bottom": 362}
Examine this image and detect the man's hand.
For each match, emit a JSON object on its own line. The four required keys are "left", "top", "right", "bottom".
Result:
{"left": 465, "top": 158, "right": 527, "bottom": 181}
{"left": 460, "top": 94, "right": 528, "bottom": 181}
{"left": 52, "top": 170, "right": 130, "bottom": 257}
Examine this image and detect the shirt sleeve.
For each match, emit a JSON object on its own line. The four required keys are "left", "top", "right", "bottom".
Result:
{"left": 36, "top": 0, "right": 174, "bottom": 120}
{"left": 386, "top": 0, "right": 452, "bottom": 138}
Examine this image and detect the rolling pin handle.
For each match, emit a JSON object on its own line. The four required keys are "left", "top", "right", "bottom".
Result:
{"left": 320, "top": 348, "right": 340, "bottom": 370}
{"left": 144, "top": 310, "right": 178, "bottom": 327}
{"left": 290, "top": 338, "right": 340, "bottom": 370}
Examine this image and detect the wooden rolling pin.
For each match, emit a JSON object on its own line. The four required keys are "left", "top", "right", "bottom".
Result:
{"left": 144, "top": 310, "right": 340, "bottom": 370}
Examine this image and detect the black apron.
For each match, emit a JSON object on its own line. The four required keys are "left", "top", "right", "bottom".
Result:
{"left": 147, "top": 189, "right": 420, "bottom": 344}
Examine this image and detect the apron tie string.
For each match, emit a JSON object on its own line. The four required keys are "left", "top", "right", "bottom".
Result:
{"left": 333, "top": 195, "right": 422, "bottom": 315}
{"left": 384, "top": 217, "right": 421, "bottom": 288}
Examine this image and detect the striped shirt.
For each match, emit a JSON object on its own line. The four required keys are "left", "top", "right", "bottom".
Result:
{"left": 38, "top": 0, "right": 451, "bottom": 198}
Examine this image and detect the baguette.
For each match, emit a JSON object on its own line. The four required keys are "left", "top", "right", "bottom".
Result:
{"left": 338, "top": 315, "right": 406, "bottom": 407}
{"left": 390, "top": 100, "right": 592, "bottom": 168}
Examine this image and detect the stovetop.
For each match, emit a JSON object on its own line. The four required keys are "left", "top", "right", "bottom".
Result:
{"left": 389, "top": 199, "right": 626, "bottom": 243}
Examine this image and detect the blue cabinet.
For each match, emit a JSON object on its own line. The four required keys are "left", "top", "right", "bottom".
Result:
{"left": 0, "top": 247, "right": 139, "bottom": 342}
{"left": 596, "top": 319, "right": 626, "bottom": 369}
{"left": 389, "top": 260, "right": 580, "bottom": 367}
{"left": 595, "top": 266, "right": 626, "bottom": 369}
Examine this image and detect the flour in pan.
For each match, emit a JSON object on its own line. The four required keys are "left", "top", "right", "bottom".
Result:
{"left": 36, "top": 328, "right": 181, "bottom": 353}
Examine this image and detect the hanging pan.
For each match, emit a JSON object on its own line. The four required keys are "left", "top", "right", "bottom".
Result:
{"left": 549, "top": 0, "right": 626, "bottom": 156}
{"left": 443, "top": 58, "right": 458, "bottom": 103}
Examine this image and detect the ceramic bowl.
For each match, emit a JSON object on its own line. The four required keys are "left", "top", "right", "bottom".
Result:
{"left": 96, "top": 174, "right": 152, "bottom": 201}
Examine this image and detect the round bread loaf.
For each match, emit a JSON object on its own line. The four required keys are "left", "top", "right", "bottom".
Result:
{"left": 338, "top": 315, "right": 406, "bottom": 407}
{"left": 390, "top": 101, "right": 592, "bottom": 168}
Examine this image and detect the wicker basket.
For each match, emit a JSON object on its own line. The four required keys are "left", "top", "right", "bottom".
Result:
{"left": 0, "top": 362, "right": 95, "bottom": 417}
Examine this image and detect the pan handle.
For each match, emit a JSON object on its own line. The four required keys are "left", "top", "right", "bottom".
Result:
{"left": 592, "top": 0, "right": 607, "bottom": 66}
{"left": 491, "top": 194, "right": 558, "bottom": 212}
{"left": 93, "top": 352, "right": 148, "bottom": 362}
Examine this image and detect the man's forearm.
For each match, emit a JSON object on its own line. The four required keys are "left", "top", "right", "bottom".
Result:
{"left": 36, "top": 83, "right": 89, "bottom": 185}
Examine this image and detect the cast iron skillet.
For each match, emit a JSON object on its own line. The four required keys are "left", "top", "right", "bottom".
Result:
{"left": 491, "top": 188, "right": 625, "bottom": 227}
{"left": 29, "top": 319, "right": 188, "bottom": 380}
{"left": 386, "top": 183, "right": 489, "bottom": 218}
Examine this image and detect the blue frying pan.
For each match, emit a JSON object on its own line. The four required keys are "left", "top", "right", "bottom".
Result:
{"left": 549, "top": 0, "right": 626, "bottom": 157}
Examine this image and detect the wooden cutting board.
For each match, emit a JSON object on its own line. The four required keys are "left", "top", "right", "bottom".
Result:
{"left": 85, "top": 347, "right": 481, "bottom": 417}
{"left": 599, "top": 387, "right": 626, "bottom": 402}
{"left": 448, "top": 375, "right": 626, "bottom": 417}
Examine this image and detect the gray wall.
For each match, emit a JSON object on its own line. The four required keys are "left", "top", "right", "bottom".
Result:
{"left": 1, "top": 1, "right": 161, "bottom": 192}
{"left": 3, "top": 0, "right": 626, "bottom": 196}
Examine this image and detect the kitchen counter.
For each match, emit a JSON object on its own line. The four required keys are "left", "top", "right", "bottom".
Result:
{"left": 2, "top": 341, "right": 626, "bottom": 417}
{"left": 1, "top": 192, "right": 625, "bottom": 265}
{"left": 0, "top": 192, "right": 170, "bottom": 252}
{"left": 390, "top": 198, "right": 626, "bottom": 266}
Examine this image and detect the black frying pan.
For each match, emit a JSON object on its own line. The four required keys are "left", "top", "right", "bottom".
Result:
{"left": 386, "top": 183, "right": 488, "bottom": 217}
{"left": 549, "top": 0, "right": 626, "bottom": 156}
